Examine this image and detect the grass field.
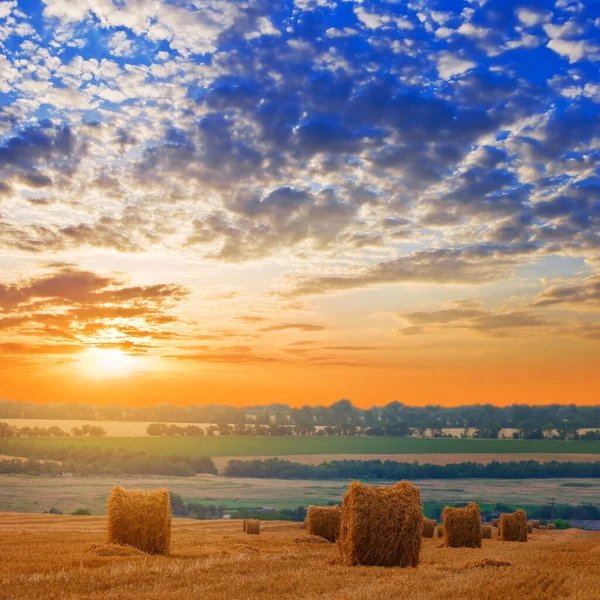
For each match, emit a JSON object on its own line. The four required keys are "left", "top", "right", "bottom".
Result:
{"left": 0, "top": 513, "right": 598, "bottom": 599}
{"left": 3, "top": 435, "right": 600, "bottom": 458}
{"left": 1, "top": 474, "right": 598, "bottom": 514}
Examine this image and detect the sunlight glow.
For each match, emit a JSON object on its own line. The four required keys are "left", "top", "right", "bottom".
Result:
{"left": 78, "top": 348, "right": 142, "bottom": 379}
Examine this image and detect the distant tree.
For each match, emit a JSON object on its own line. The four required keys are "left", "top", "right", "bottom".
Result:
{"left": 71, "top": 508, "right": 91, "bottom": 516}
{"left": 48, "top": 507, "right": 63, "bottom": 515}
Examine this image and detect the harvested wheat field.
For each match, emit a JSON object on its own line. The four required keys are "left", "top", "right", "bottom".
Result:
{"left": 1, "top": 513, "right": 599, "bottom": 599}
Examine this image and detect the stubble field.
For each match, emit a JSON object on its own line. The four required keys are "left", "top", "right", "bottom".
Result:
{"left": 0, "top": 513, "right": 599, "bottom": 600}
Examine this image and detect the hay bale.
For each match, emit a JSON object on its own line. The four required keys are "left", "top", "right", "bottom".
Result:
{"left": 338, "top": 480, "right": 422, "bottom": 567}
{"left": 422, "top": 517, "right": 435, "bottom": 538}
{"left": 307, "top": 505, "right": 341, "bottom": 542}
{"left": 531, "top": 519, "right": 541, "bottom": 529}
{"left": 442, "top": 503, "right": 482, "bottom": 548}
{"left": 481, "top": 524, "right": 492, "bottom": 539}
{"left": 437, "top": 526, "right": 444, "bottom": 538}
{"left": 246, "top": 519, "right": 260, "bottom": 535}
{"left": 107, "top": 486, "right": 171, "bottom": 555}
{"left": 539, "top": 525, "right": 547, "bottom": 530}
{"left": 243, "top": 519, "right": 247, "bottom": 532}
{"left": 498, "top": 509, "right": 527, "bottom": 542}
{"left": 547, "top": 523, "right": 555, "bottom": 530}
{"left": 491, "top": 518, "right": 499, "bottom": 527}
{"left": 527, "top": 522, "right": 533, "bottom": 534}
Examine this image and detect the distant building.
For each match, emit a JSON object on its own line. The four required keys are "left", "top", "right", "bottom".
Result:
{"left": 261, "top": 507, "right": 275, "bottom": 512}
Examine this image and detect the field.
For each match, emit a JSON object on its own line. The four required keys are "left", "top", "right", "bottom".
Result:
{"left": 4, "top": 435, "right": 600, "bottom": 459}
{"left": 1, "top": 474, "right": 599, "bottom": 514}
{"left": 0, "top": 513, "right": 599, "bottom": 600}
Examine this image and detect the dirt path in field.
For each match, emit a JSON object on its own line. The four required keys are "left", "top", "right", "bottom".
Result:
{"left": 212, "top": 452, "right": 600, "bottom": 470}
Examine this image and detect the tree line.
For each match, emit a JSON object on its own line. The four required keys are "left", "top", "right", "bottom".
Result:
{"left": 224, "top": 458, "right": 600, "bottom": 480}
{"left": 0, "top": 444, "right": 216, "bottom": 477}
{"left": 3, "top": 399, "right": 600, "bottom": 437}
{"left": 0, "top": 422, "right": 106, "bottom": 438}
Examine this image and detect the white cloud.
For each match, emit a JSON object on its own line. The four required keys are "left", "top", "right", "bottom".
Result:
{"left": 326, "top": 27, "right": 358, "bottom": 38}
{"left": 435, "top": 27, "right": 453, "bottom": 39}
{"left": 547, "top": 38, "right": 599, "bottom": 63}
{"left": 108, "top": 31, "right": 133, "bottom": 57}
{"left": 437, "top": 53, "right": 477, "bottom": 79}
{"left": 0, "top": 1, "right": 16, "bottom": 19}
{"left": 457, "top": 22, "right": 490, "bottom": 39}
{"left": 515, "top": 7, "right": 551, "bottom": 27}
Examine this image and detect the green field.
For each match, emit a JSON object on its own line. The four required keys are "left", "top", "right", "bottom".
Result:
{"left": 3, "top": 435, "right": 600, "bottom": 458}
{"left": 1, "top": 474, "right": 598, "bottom": 515}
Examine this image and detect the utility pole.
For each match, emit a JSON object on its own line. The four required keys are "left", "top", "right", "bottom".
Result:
{"left": 550, "top": 498, "right": 556, "bottom": 521}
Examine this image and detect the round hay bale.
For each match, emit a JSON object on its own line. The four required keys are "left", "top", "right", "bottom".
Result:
{"left": 107, "top": 486, "right": 171, "bottom": 555}
{"left": 491, "top": 518, "right": 499, "bottom": 528}
{"left": 422, "top": 517, "right": 435, "bottom": 538}
{"left": 481, "top": 524, "right": 492, "bottom": 539}
{"left": 437, "top": 525, "right": 444, "bottom": 538}
{"left": 531, "top": 519, "right": 541, "bottom": 529}
{"left": 547, "top": 523, "right": 555, "bottom": 530}
{"left": 338, "top": 480, "right": 422, "bottom": 567}
{"left": 243, "top": 519, "right": 247, "bottom": 532}
{"left": 499, "top": 510, "right": 527, "bottom": 542}
{"left": 527, "top": 522, "right": 533, "bottom": 534}
{"left": 246, "top": 519, "right": 260, "bottom": 535}
{"left": 442, "top": 503, "right": 482, "bottom": 549}
{"left": 307, "top": 505, "right": 341, "bottom": 542}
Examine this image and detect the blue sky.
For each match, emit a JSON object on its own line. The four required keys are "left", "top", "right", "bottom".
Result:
{"left": 0, "top": 0, "right": 598, "bottom": 406}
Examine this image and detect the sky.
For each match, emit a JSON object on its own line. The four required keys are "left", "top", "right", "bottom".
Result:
{"left": 0, "top": 0, "right": 599, "bottom": 408}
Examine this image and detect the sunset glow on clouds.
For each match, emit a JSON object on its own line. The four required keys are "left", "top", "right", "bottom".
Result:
{"left": 0, "top": 0, "right": 599, "bottom": 407}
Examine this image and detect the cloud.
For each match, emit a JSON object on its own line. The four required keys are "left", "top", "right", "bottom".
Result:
{"left": 0, "top": 265, "right": 189, "bottom": 353}
{"left": 399, "top": 303, "right": 549, "bottom": 337}
{"left": 437, "top": 53, "right": 477, "bottom": 79}
{"left": 547, "top": 38, "right": 600, "bottom": 63}
{"left": 170, "top": 345, "right": 279, "bottom": 363}
{"left": 532, "top": 276, "right": 600, "bottom": 308}
{"left": 282, "top": 245, "right": 536, "bottom": 297}
{"left": 259, "top": 323, "right": 326, "bottom": 332}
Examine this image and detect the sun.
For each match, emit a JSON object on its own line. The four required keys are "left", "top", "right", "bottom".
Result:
{"left": 78, "top": 348, "right": 142, "bottom": 379}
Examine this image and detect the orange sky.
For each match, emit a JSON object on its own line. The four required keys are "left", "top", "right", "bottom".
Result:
{"left": 1, "top": 2, "right": 599, "bottom": 407}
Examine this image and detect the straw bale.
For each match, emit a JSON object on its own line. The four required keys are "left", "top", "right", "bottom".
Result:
{"left": 492, "top": 518, "right": 499, "bottom": 527}
{"left": 246, "top": 519, "right": 260, "bottom": 535}
{"left": 243, "top": 519, "right": 247, "bottom": 532}
{"left": 498, "top": 509, "right": 527, "bottom": 542}
{"left": 107, "top": 486, "right": 171, "bottom": 555}
{"left": 527, "top": 522, "right": 533, "bottom": 534}
{"left": 338, "top": 481, "right": 422, "bottom": 567}
{"left": 531, "top": 519, "right": 541, "bottom": 529}
{"left": 547, "top": 523, "right": 555, "bottom": 530}
{"left": 481, "top": 524, "right": 492, "bottom": 539}
{"left": 442, "top": 503, "right": 482, "bottom": 548}
{"left": 422, "top": 517, "right": 435, "bottom": 538}
{"left": 307, "top": 505, "right": 341, "bottom": 542}
{"left": 437, "top": 526, "right": 444, "bottom": 538}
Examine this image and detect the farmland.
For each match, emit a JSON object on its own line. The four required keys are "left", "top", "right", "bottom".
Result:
{"left": 4, "top": 435, "right": 600, "bottom": 459}
{"left": 1, "top": 474, "right": 599, "bottom": 515}
{"left": 0, "top": 513, "right": 599, "bottom": 600}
